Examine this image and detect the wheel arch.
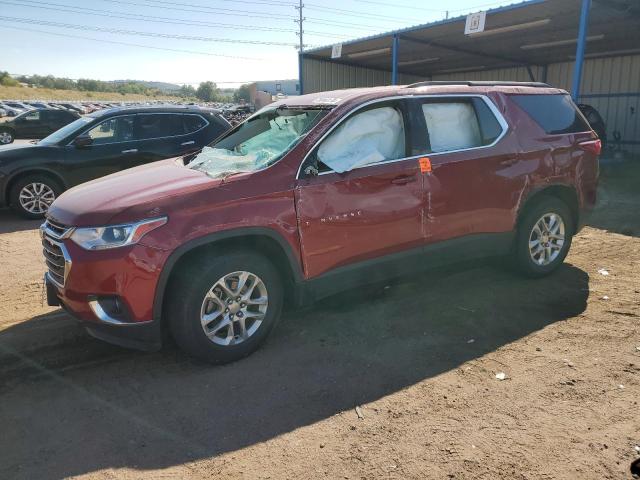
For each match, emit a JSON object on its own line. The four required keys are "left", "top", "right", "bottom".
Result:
{"left": 517, "top": 184, "right": 580, "bottom": 232}
{"left": 153, "top": 228, "right": 304, "bottom": 325}
{"left": 5, "top": 168, "right": 68, "bottom": 206}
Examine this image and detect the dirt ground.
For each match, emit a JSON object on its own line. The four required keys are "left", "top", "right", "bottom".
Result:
{"left": 0, "top": 156, "right": 639, "bottom": 480}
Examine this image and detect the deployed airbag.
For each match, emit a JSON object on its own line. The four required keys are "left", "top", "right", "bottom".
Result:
{"left": 422, "top": 102, "right": 481, "bottom": 153}
{"left": 318, "top": 107, "right": 405, "bottom": 173}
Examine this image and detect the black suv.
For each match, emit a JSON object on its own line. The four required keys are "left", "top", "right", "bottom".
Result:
{"left": 0, "top": 108, "right": 80, "bottom": 144}
{"left": 0, "top": 106, "right": 231, "bottom": 218}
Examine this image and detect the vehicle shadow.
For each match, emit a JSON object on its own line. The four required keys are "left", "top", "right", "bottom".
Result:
{"left": 587, "top": 156, "right": 640, "bottom": 237}
{"left": 0, "top": 262, "right": 589, "bottom": 479}
{"left": 0, "top": 208, "right": 41, "bottom": 234}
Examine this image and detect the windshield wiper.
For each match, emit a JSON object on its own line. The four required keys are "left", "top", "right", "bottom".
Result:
{"left": 202, "top": 170, "right": 249, "bottom": 182}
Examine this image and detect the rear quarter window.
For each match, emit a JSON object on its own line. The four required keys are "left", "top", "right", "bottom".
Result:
{"left": 510, "top": 94, "right": 590, "bottom": 135}
{"left": 183, "top": 114, "right": 208, "bottom": 133}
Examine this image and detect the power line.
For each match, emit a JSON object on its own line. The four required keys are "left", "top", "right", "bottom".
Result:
{"left": 127, "top": 0, "right": 296, "bottom": 8}
{"left": 0, "top": 25, "right": 262, "bottom": 59}
{"left": 4, "top": 0, "right": 296, "bottom": 33}
{"left": 304, "top": 3, "right": 418, "bottom": 23}
{"left": 100, "top": 0, "right": 392, "bottom": 31}
{"left": 1, "top": 0, "right": 349, "bottom": 38}
{"left": 305, "top": 18, "right": 389, "bottom": 31}
{"left": 0, "top": 16, "right": 302, "bottom": 46}
{"left": 352, "top": 0, "right": 444, "bottom": 12}
{"left": 101, "top": 0, "right": 297, "bottom": 20}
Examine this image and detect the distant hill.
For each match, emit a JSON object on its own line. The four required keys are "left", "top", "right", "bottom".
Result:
{"left": 111, "top": 80, "right": 182, "bottom": 93}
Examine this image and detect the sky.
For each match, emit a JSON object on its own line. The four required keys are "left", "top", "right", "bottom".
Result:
{"left": 0, "top": 0, "right": 523, "bottom": 88}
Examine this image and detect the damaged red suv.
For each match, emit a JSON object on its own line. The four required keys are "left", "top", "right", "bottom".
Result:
{"left": 42, "top": 81, "right": 600, "bottom": 363}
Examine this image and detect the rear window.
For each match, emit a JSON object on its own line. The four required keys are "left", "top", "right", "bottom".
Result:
{"left": 510, "top": 94, "right": 590, "bottom": 135}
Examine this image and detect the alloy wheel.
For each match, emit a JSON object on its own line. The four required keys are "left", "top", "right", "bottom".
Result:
{"left": 200, "top": 271, "right": 268, "bottom": 346}
{"left": 0, "top": 131, "right": 12, "bottom": 144}
{"left": 528, "top": 212, "right": 565, "bottom": 266}
{"left": 18, "top": 182, "right": 56, "bottom": 214}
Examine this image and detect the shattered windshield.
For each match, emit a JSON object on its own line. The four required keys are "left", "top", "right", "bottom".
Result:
{"left": 188, "top": 106, "right": 328, "bottom": 178}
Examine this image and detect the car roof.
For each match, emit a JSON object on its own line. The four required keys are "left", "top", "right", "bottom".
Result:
{"left": 88, "top": 105, "right": 222, "bottom": 118}
{"left": 271, "top": 82, "right": 568, "bottom": 108}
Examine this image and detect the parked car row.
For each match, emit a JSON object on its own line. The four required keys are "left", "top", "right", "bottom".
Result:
{"left": 36, "top": 81, "right": 601, "bottom": 364}
{"left": 0, "top": 99, "right": 256, "bottom": 118}
{"left": 0, "top": 105, "right": 231, "bottom": 217}
{"left": 0, "top": 100, "right": 143, "bottom": 117}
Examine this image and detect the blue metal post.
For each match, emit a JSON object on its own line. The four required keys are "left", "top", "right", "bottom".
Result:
{"left": 391, "top": 34, "right": 399, "bottom": 85}
{"left": 298, "top": 52, "right": 304, "bottom": 95}
{"left": 571, "top": 0, "right": 591, "bottom": 100}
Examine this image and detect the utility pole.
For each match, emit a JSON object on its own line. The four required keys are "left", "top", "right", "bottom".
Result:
{"left": 294, "top": 0, "right": 304, "bottom": 52}
{"left": 295, "top": 0, "right": 305, "bottom": 94}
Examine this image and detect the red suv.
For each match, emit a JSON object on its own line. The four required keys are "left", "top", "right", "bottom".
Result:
{"left": 42, "top": 81, "right": 600, "bottom": 363}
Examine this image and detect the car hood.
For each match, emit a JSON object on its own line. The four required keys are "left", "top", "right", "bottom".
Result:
{"left": 0, "top": 143, "right": 39, "bottom": 155}
{"left": 0, "top": 143, "right": 47, "bottom": 166}
{"left": 47, "top": 158, "right": 223, "bottom": 226}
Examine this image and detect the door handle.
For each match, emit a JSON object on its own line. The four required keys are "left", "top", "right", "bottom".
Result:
{"left": 181, "top": 140, "right": 195, "bottom": 146}
{"left": 121, "top": 149, "right": 138, "bottom": 154}
{"left": 391, "top": 174, "right": 417, "bottom": 185}
{"left": 500, "top": 158, "right": 518, "bottom": 166}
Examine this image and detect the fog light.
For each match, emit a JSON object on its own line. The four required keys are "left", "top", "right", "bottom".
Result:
{"left": 88, "top": 296, "right": 131, "bottom": 325}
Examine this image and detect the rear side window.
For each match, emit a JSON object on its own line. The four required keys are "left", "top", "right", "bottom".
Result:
{"left": 417, "top": 97, "right": 503, "bottom": 153}
{"left": 510, "top": 94, "right": 590, "bottom": 134}
{"left": 137, "top": 114, "right": 185, "bottom": 140}
{"left": 183, "top": 114, "right": 207, "bottom": 133}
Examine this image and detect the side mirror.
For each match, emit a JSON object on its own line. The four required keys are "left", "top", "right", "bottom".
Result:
{"left": 73, "top": 135, "right": 93, "bottom": 148}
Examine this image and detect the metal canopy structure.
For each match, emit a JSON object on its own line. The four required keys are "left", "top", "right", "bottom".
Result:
{"left": 300, "top": 0, "right": 640, "bottom": 96}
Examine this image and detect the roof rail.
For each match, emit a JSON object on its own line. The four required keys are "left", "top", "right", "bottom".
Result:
{"left": 406, "top": 80, "right": 551, "bottom": 88}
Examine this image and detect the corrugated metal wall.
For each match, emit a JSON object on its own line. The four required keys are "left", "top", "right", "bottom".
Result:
{"left": 301, "top": 58, "right": 422, "bottom": 93}
{"left": 431, "top": 65, "right": 544, "bottom": 82}
{"left": 303, "top": 54, "right": 640, "bottom": 153}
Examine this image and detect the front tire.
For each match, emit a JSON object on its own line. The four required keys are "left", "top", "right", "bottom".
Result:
{"left": 167, "top": 250, "right": 283, "bottom": 364}
{"left": 514, "top": 196, "right": 574, "bottom": 277}
{"left": 9, "top": 174, "right": 63, "bottom": 219}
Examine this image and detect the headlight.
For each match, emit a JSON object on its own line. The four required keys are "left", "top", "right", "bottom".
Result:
{"left": 70, "top": 217, "right": 167, "bottom": 250}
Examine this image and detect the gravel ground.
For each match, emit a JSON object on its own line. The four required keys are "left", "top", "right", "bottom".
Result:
{"left": 0, "top": 156, "right": 638, "bottom": 480}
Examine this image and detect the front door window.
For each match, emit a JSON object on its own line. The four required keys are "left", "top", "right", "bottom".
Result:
{"left": 86, "top": 116, "right": 135, "bottom": 144}
{"left": 316, "top": 106, "right": 405, "bottom": 173}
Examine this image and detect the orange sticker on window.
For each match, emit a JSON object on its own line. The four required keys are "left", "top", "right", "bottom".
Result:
{"left": 419, "top": 156, "right": 432, "bottom": 174}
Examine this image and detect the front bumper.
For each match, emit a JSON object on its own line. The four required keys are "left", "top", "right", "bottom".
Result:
{"left": 44, "top": 240, "right": 170, "bottom": 351}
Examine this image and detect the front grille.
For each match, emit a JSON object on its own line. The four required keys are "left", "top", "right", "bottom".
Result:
{"left": 41, "top": 220, "right": 73, "bottom": 287}
{"left": 45, "top": 219, "right": 68, "bottom": 239}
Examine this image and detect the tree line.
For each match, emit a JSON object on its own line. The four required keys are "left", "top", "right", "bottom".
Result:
{"left": 1, "top": 71, "right": 252, "bottom": 103}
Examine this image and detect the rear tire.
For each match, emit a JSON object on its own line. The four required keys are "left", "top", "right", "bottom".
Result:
{"left": 514, "top": 196, "right": 574, "bottom": 277}
{"left": 9, "top": 174, "right": 63, "bottom": 219}
{"left": 167, "top": 250, "right": 283, "bottom": 364}
{"left": 0, "top": 129, "right": 14, "bottom": 145}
